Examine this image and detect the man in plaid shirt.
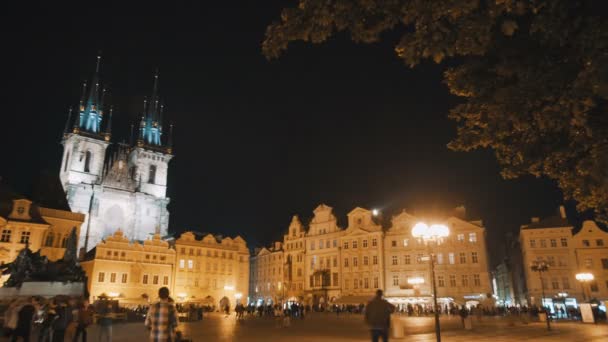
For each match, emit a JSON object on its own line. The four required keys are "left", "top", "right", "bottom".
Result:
{"left": 145, "top": 287, "right": 179, "bottom": 342}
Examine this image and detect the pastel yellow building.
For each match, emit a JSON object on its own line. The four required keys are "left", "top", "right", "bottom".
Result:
{"left": 571, "top": 220, "right": 608, "bottom": 302}
{"left": 0, "top": 198, "right": 84, "bottom": 266}
{"left": 173, "top": 232, "right": 249, "bottom": 307}
{"left": 80, "top": 230, "right": 175, "bottom": 303}
{"left": 283, "top": 216, "right": 306, "bottom": 301}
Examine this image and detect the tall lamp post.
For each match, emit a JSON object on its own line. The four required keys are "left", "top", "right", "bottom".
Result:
{"left": 575, "top": 272, "right": 594, "bottom": 302}
{"left": 530, "top": 260, "right": 551, "bottom": 331}
{"left": 412, "top": 222, "right": 449, "bottom": 342}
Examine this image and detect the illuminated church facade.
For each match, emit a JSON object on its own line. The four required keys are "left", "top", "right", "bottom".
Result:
{"left": 59, "top": 56, "right": 174, "bottom": 251}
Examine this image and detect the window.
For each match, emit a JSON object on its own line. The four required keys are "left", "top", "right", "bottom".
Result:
{"left": 601, "top": 258, "right": 608, "bottom": 269}
{"left": 449, "top": 275, "right": 456, "bottom": 287}
{"left": 344, "top": 279, "right": 350, "bottom": 290}
{"left": 457, "top": 234, "right": 464, "bottom": 242}
{"left": 353, "top": 257, "right": 358, "bottom": 267}
{"left": 333, "top": 257, "right": 337, "bottom": 268}
{"left": 311, "top": 241, "right": 315, "bottom": 250}
{"left": 344, "top": 258, "right": 349, "bottom": 267}
{"left": 363, "top": 256, "right": 369, "bottom": 266}
{"left": 333, "top": 239, "right": 338, "bottom": 247}
{"left": 364, "top": 278, "right": 369, "bottom": 289}
{"left": 373, "top": 277, "right": 379, "bottom": 288}
{"left": 352, "top": 240, "right": 357, "bottom": 249}
{"left": 392, "top": 275, "right": 399, "bottom": 286}
{"left": 179, "top": 259, "right": 185, "bottom": 268}
{"left": 582, "top": 240, "right": 590, "bottom": 247}
{"left": 471, "top": 252, "right": 478, "bottom": 263}
{"left": 45, "top": 233, "right": 54, "bottom": 247}
{"left": 416, "top": 253, "right": 423, "bottom": 263}
{"left": 148, "top": 165, "right": 157, "bottom": 184}
{"left": 121, "top": 274, "right": 128, "bottom": 283}
{"left": 584, "top": 258, "right": 593, "bottom": 269}
{"left": 597, "top": 239, "right": 605, "bottom": 247}
{"left": 20, "top": 231, "right": 30, "bottom": 244}
{"left": 373, "top": 255, "right": 378, "bottom": 265}
{"left": 461, "top": 275, "right": 468, "bottom": 287}
{"left": 437, "top": 275, "right": 445, "bottom": 287}
{"left": 547, "top": 256, "right": 555, "bottom": 266}
{"left": 550, "top": 239, "right": 557, "bottom": 247}
{"left": 590, "top": 281, "right": 599, "bottom": 292}
{"left": 469, "top": 233, "right": 477, "bottom": 243}
{"left": 343, "top": 241, "right": 348, "bottom": 249}
{"left": 143, "top": 274, "right": 149, "bottom": 284}
{"left": 319, "top": 240, "right": 324, "bottom": 249}
{"left": 372, "top": 238, "right": 377, "bottom": 247}
{"left": 188, "top": 260, "right": 194, "bottom": 269}
{"left": 391, "top": 240, "right": 397, "bottom": 247}
{"left": 530, "top": 239, "right": 536, "bottom": 248}
{"left": 404, "top": 255, "right": 411, "bottom": 265}
{"left": 551, "top": 278, "right": 559, "bottom": 290}
{"left": 98, "top": 272, "right": 105, "bottom": 282}
{"left": 448, "top": 253, "right": 455, "bottom": 265}
{"left": 560, "top": 238, "right": 568, "bottom": 247}
{"left": 326, "top": 240, "right": 330, "bottom": 248}
{"left": 436, "top": 253, "right": 443, "bottom": 264}
{"left": 110, "top": 273, "right": 116, "bottom": 283}
{"left": 353, "top": 279, "right": 359, "bottom": 289}
{"left": 153, "top": 275, "right": 159, "bottom": 285}
{"left": 403, "top": 239, "right": 409, "bottom": 247}
{"left": 459, "top": 252, "right": 466, "bottom": 264}
{"left": 562, "top": 277, "right": 570, "bottom": 289}
{"left": 392, "top": 256, "right": 398, "bottom": 265}
{"left": 84, "top": 151, "right": 92, "bottom": 173}
{"left": 540, "top": 239, "right": 547, "bottom": 248}
{"left": 333, "top": 273, "right": 339, "bottom": 286}
{"left": 473, "top": 274, "right": 481, "bottom": 286}
{"left": 363, "top": 240, "right": 368, "bottom": 248}
{"left": 2, "top": 229, "right": 12, "bottom": 242}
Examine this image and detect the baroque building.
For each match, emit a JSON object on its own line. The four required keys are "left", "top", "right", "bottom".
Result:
{"left": 59, "top": 56, "right": 173, "bottom": 252}
{"left": 0, "top": 195, "right": 85, "bottom": 269}
{"left": 250, "top": 204, "right": 493, "bottom": 308}
{"left": 519, "top": 207, "right": 608, "bottom": 313}
{"left": 82, "top": 231, "right": 250, "bottom": 307}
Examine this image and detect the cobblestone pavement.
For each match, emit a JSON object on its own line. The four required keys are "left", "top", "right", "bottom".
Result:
{"left": 87, "top": 312, "right": 607, "bottom": 342}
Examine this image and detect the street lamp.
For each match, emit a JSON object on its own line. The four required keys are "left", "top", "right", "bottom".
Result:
{"left": 412, "top": 222, "right": 449, "bottom": 342}
{"left": 530, "top": 260, "right": 551, "bottom": 331}
{"left": 575, "top": 272, "right": 594, "bottom": 302}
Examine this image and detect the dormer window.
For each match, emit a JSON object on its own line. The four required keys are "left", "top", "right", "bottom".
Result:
{"left": 17, "top": 207, "right": 24, "bottom": 215}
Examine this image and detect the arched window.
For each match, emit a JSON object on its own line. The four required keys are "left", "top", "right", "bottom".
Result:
{"left": 84, "top": 151, "right": 92, "bottom": 173}
{"left": 64, "top": 152, "right": 70, "bottom": 172}
{"left": 45, "top": 233, "right": 54, "bottom": 247}
{"left": 148, "top": 165, "right": 156, "bottom": 184}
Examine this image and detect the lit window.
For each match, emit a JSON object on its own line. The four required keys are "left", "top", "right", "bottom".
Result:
{"left": 403, "top": 239, "right": 409, "bottom": 247}
{"left": 468, "top": 233, "right": 477, "bottom": 243}
{"left": 448, "top": 253, "right": 455, "bottom": 265}
{"left": 188, "top": 260, "right": 194, "bottom": 269}
{"left": 584, "top": 258, "right": 593, "bottom": 268}
{"left": 436, "top": 253, "right": 443, "bottom": 264}
{"left": 457, "top": 234, "right": 464, "bottom": 242}
{"left": 179, "top": 259, "right": 185, "bottom": 268}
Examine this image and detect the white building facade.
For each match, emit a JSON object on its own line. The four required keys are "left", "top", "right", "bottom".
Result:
{"left": 59, "top": 57, "right": 173, "bottom": 251}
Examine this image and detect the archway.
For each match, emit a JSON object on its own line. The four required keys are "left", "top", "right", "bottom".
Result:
{"left": 219, "top": 296, "right": 230, "bottom": 310}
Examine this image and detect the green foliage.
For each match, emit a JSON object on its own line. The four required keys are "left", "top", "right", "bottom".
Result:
{"left": 263, "top": 0, "right": 608, "bottom": 221}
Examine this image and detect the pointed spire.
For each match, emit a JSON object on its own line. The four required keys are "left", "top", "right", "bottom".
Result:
{"left": 104, "top": 106, "right": 113, "bottom": 141}
{"left": 167, "top": 123, "right": 174, "bottom": 154}
{"left": 129, "top": 123, "right": 135, "bottom": 146}
{"left": 146, "top": 70, "right": 160, "bottom": 122}
{"left": 63, "top": 107, "right": 73, "bottom": 136}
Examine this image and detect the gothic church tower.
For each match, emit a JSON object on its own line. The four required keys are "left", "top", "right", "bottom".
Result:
{"left": 60, "top": 57, "right": 173, "bottom": 252}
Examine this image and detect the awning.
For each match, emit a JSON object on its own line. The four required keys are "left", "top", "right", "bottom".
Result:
{"left": 333, "top": 295, "right": 373, "bottom": 305}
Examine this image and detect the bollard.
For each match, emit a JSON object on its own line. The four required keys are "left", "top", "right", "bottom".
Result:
{"left": 391, "top": 316, "right": 404, "bottom": 338}
{"left": 464, "top": 316, "right": 473, "bottom": 330}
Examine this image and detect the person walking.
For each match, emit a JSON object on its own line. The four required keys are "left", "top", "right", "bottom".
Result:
{"left": 145, "top": 287, "right": 179, "bottom": 342}
{"left": 364, "top": 290, "right": 394, "bottom": 342}
{"left": 97, "top": 301, "right": 113, "bottom": 342}
{"left": 11, "top": 297, "right": 37, "bottom": 342}
{"left": 73, "top": 300, "right": 93, "bottom": 342}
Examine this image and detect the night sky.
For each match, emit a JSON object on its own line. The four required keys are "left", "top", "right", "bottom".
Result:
{"left": 1, "top": 2, "right": 573, "bottom": 265}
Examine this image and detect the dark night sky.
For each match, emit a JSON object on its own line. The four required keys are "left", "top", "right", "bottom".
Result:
{"left": 1, "top": 2, "right": 572, "bottom": 265}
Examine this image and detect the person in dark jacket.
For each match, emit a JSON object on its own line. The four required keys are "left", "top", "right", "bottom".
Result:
{"left": 364, "top": 290, "right": 394, "bottom": 342}
{"left": 11, "top": 297, "right": 37, "bottom": 342}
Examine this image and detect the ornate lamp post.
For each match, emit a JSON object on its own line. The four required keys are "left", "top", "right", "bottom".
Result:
{"left": 530, "top": 260, "right": 551, "bottom": 331}
{"left": 412, "top": 222, "right": 449, "bottom": 342}
{"left": 575, "top": 272, "right": 594, "bottom": 302}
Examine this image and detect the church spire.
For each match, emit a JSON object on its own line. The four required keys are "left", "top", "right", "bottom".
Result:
{"left": 104, "top": 106, "right": 113, "bottom": 141}
{"left": 77, "top": 55, "right": 104, "bottom": 135}
{"left": 63, "top": 107, "right": 73, "bottom": 136}
{"left": 140, "top": 70, "right": 164, "bottom": 147}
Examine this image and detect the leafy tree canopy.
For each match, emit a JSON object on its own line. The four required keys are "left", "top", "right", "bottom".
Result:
{"left": 263, "top": 0, "right": 608, "bottom": 221}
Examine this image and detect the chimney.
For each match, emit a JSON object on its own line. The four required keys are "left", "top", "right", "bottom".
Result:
{"left": 531, "top": 217, "right": 540, "bottom": 223}
{"left": 559, "top": 205, "right": 567, "bottom": 219}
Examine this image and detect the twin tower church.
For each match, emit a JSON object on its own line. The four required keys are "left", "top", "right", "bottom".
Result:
{"left": 59, "top": 56, "right": 173, "bottom": 252}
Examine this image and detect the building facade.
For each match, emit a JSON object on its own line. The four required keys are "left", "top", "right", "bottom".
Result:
{"left": 82, "top": 231, "right": 250, "bottom": 307}
{"left": 59, "top": 57, "right": 173, "bottom": 252}
{"left": 250, "top": 242, "right": 284, "bottom": 305}
{"left": 517, "top": 207, "right": 608, "bottom": 312}
{"left": 250, "top": 204, "right": 493, "bottom": 308}
{"left": 0, "top": 197, "right": 85, "bottom": 267}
